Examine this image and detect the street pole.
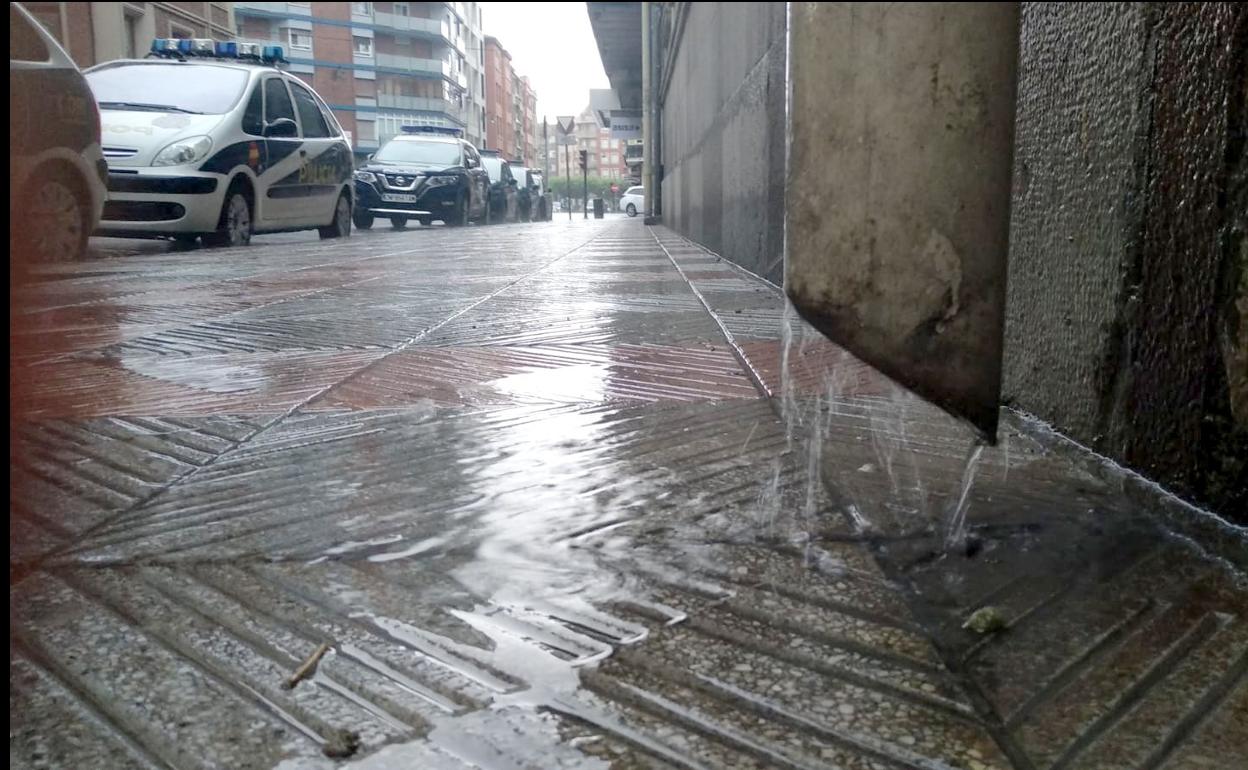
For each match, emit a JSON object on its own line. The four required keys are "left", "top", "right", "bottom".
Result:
{"left": 582, "top": 160, "right": 588, "bottom": 219}
{"left": 642, "top": 1, "right": 652, "bottom": 220}
{"left": 565, "top": 143, "right": 572, "bottom": 221}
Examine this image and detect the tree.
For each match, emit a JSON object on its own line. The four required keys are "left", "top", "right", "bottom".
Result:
{"left": 548, "top": 175, "right": 620, "bottom": 205}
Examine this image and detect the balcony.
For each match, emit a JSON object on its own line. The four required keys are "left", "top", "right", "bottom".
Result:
{"left": 376, "top": 94, "right": 455, "bottom": 113}
{"left": 373, "top": 12, "right": 450, "bottom": 40}
{"left": 235, "top": 2, "right": 309, "bottom": 16}
{"left": 374, "top": 53, "right": 447, "bottom": 77}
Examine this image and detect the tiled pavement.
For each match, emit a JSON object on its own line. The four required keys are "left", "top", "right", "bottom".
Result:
{"left": 10, "top": 220, "right": 1247, "bottom": 769}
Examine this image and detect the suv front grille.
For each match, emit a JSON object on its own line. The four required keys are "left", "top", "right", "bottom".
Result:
{"left": 383, "top": 174, "right": 423, "bottom": 190}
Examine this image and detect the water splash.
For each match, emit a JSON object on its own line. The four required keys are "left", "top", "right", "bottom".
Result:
{"left": 779, "top": 299, "right": 799, "bottom": 450}
{"left": 944, "top": 441, "right": 986, "bottom": 550}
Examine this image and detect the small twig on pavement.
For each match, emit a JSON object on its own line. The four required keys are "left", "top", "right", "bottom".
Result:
{"left": 283, "top": 642, "right": 331, "bottom": 690}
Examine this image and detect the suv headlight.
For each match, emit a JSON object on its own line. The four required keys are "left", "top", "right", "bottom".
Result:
{"left": 425, "top": 175, "right": 457, "bottom": 188}
{"left": 152, "top": 135, "right": 213, "bottom": 167}
{"left": 354, "top": 170, "right": 376, "bottom": 183}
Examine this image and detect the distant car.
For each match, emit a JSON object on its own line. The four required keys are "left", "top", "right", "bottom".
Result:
{"left": 620, "top": 185, "right": 644, "bottom": 217}
{"left": 9, "top": 2, "right": 108, "bottom": 265}
{"left": 511, "top": 166, "right": 549, "bottom": 222}
{"left": 85, "top": 40, "right": 354, "bottom": 246}
{"left": 480, "top": 150, "right": 518, "bottom": 223}
{"left": 353, "top": 126, "right": 490, "bottom": 228}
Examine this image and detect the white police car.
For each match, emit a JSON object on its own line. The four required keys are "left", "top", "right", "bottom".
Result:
{"left": 86, "top": 40, "right": 353, "bottom": 247}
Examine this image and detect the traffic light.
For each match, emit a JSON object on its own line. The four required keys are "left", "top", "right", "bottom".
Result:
{"left": 578, "top": 149, "right": 588, "bottom": 173}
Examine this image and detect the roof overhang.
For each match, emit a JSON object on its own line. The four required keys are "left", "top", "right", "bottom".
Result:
{"left": 586, "top": 2, "right": 642, "bottom": 111}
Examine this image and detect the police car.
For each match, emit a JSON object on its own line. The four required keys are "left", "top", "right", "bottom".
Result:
{"left": 85, "top": 39, "right": 354, "bottom": 247}
{"left": 352, "top": 127, "right": 490, "bottom": 229}
{"left": 10, "top": 2, "right": 108, "bottom": 265}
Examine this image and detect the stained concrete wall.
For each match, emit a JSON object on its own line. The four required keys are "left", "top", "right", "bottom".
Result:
{"left": 657, "top": 2, "right": 786, "bottom": 284}
{"left": 785, "top": 2, "right": 1019, "bottom": 438}
{"left": 1003, "top": 2, "right": 1247, "bottom": 514}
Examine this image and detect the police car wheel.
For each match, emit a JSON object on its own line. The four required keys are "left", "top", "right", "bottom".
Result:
{"left": 24, "top": 172, "right": 89, "bottom": 263}
{"left": 204, "top": 188, "right": 252, "bottom": 248}
{"left": 319, "top": 194, "right": 352, "bottom": 240}
{"left": 626, "top": 204, "right": 637, "bottom": 217}
{"left": 353, "top": 211, "right": 374, "bottom": 230}
{"left": 390, "top": 216, "right": 409, "bottom": 230}
{"left": 419, "top": 217, "right": 433, "bottom": 227}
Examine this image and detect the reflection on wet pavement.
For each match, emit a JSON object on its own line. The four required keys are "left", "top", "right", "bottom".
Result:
{"left": 11, "top": 221, "right": 1247, "bottom": 769}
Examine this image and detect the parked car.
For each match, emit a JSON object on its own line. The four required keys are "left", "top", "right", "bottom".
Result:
{"left": 511, "top": 166, "right": 549, "bottom": 222}
{"left": 479, "top": 150, "right": 518, "bottom": 223}
{"left": 353, "top": 126, "right": 490, "bottom": 228}
{"left": 10, "top": 2, "right": 108, "bottom": 265}
{"left": 620, "top": 185, "right": 645, "bottom": 217}
{"left": 85, "top": 40, "right": 353, "bottom": 246}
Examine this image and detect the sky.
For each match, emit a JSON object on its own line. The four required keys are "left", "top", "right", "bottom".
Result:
{"left": 478, "top": 2, "right": 610, "bottom": 123}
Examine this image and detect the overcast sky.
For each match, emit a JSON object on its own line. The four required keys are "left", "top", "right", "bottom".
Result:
{"left": 478, "top": 2, "right": 610, "bottom": 123}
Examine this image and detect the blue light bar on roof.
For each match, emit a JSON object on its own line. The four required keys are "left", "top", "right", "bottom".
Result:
{"left": 400, "top": 126, "right": 464, "bottom": 137}
{"left": 148, "top": 38, "right": 286, "bottom": 64}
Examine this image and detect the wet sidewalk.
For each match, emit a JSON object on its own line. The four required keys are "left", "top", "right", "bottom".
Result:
{"left": 10, "top": 220, "right": 1247, "bottom": 769}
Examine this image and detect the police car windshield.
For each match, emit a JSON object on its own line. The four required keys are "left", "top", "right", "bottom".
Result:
{"left": 374, "top": 140, "right": 462, "bottom": 167}
{"left": 87, "top": 63, "right": 248, "bottom": 115}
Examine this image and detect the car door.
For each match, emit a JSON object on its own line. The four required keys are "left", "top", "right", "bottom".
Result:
{"left": 463, "top": 143, "right": 489, "bottom": 219}
{"left": 287, "top": 79, "right": 346, "bottom": 225}
{"left": 500, "top": 162, "right": 518, "bottom": 221}
{"left": 259, "top": 76, "right": 303, "bottom": 222}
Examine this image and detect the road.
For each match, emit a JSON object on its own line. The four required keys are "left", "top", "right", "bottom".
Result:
{"left": 11, "top": 218, "right": 1247, "bottom": 769}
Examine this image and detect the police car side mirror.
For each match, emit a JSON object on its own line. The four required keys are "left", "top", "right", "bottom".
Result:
{"left": 264, "top": 118, "right": 298, "bottom": 138}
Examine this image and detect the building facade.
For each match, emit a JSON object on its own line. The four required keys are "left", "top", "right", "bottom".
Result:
{"left": 482, "top": 36, "right": 540, "bottom": 166}
{"left": 234, "top": 2, "right": 486, "bottom": 159}
{"left": 519, "top": 76, "right": 539, "bottom": 168}
{"left": 22, "top": 2, "right": 235, "bottom": 68}
{"left": 546, "top": 106, "right": 628, "bottom": 181}
{"left": 483, "top": 35, "right": 514, "bottom": 159}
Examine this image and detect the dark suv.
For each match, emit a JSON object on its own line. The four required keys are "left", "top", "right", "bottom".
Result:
{"left": 352, "top": 127, "right": 489, "bottom": 228}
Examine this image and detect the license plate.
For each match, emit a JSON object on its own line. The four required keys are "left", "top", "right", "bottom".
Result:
{"left": 382, "top": 193, "right": 418, "bottom": 203}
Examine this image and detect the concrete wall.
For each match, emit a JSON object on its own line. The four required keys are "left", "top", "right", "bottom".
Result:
{"left": 785, "top": 2, "right": 1019, "bottom": 438}
{"left": 658, "top": 2, "right": 786, "bottom": 284}
{"left": 1003, "top": 2, "right": 1246, "bottom": 513}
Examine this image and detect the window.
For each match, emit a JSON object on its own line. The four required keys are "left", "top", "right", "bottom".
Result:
{"left": 290, "top": 81, "right": 330, "bottom": 138}
{"left": 88, "top": 63, "right": 249, "bottom": 114}
{"left": 10, "top": 6, "right": 49, "bottom": 62}
{"left": 374, "top": 139, "right": 462, "bottom": 167}
{"left": 170, "top": 23, "right": 194, "bottom": 39}
{"left": 241, "top": 84, "right": 264, "bottom": 135}
{"left": 124, "top": 12, "right": 140, "bottom": 59}
{"left": 263, "top": 78, "right": 296, "bottom": 124}
{"left": 287, "top": 30, "right": 312, "bottom": 50}
{"left": 353, "top": 36, "right": 372, "bottom": 57}
{"left": 393, "top": 2, "right": 410, "bottom": 15}
{"left": 318, "top": 102, "right": 341, "bottom": 137}
{"left": 351, "top": 2, "right": 372, "bottom": 14}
